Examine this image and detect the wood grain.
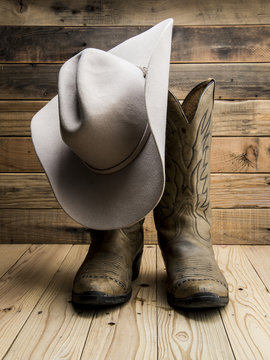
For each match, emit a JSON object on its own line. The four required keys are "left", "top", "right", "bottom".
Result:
{"left": 242, "top": 246, "right": 270, "bottom": 291}
{"left": 0, "top": 209, "right": 90, "bottom": 244}
{"left": 4, "top": 245, "right": 94, "bottom": 360}
{"left": 1, "top": 173, "right": 269, "bottom": 209}
{"left": 1, "top": 208, "right": 270, "bottom": 245}
{"left": 211, "top": 209, "right": 270, "bottom": 245}
{"left": 1, "top": 64, "right": 270, "bottom": 100}
{"left": 2, "top": 100, "right": 270, "bottom": 137}
{"left": 210, "top": 173, "right": 270, "bottom": 208}
{"left": 2, "top": 25, "right": 270, "bottom": 63}
{"left": 2, "top": 136, "right": 270, "bottom": 173}
{"left": 0, "top": 0, "right": 270, "bottom": 26}
{"left": 81, "top": 246, "right": 157, "bottom": 360}
{"left": 0, "top": 244, "right": 30, "bottom": 277}
{"left": 216, "top": 246, "right": 270, "bottom": 360}
{"left": 0, "top": 244, "right": 72, "bottom": 359}
{"left": 212, "top": 100, "right": 270, "bottom": 136}
{"left": 211, "top": 137, "right": 270, "bottom": 173}
{"left": 0, "top": 101, "right": 46, "bottom": 136}
{"left": 156, "top": 247, "right": 234, "bottom": 359}
{"left": 169, "top": 63, "right": 270, "bottom": 100}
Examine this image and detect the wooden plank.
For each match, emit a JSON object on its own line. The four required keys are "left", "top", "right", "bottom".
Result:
{"left": 156, "top": 247, "right": 234, "bottom": 359}
{"left": 211, "top": 209, "right": 270, "bottom": 245}
{"left": 169, "top": 63, "right": 270, "bottom": 100}
{"left": 81, "top": 246, "right": 157, "bottom": 360}
{"left": 0, "top": 0, "right": 270, "bottom": 26}
{"left": 0, "top": 209, "right": 90, "bottom": 244}
{"left": 0, "top": 244, "right": 72, "bottom": 359}
{"left": 210, "top": 173, "right": 270, "bottom": 208}
{"left": 0, "top": 244, "right": 30, "bottom": 278}
{"left": 1, "top": 64, "right": 270, "bottom": 100}
{"left": 0, "top": 101, "right": 46, "bottom": 136}
{"left": 1, "top": 208, "right": 270, "bottom": 245}
{"left": 2, "top": 25, "right": 270, "bottom": 63}
{"left": 211, "top": 137, "right": 270, "bottom": 173}
{"left": 1, "top": 100, "right": 270, "bottom": 137}
{"left": 0, "top": 137, "right": 42, "bottom": 172}
{"left": 0, "top": 173, "right": 57, "bottom": 208}
{"left": 242, "top": 246, "right": 270, "bottom": 291}
{"left": 215, "top": 246, "right": 270, "bottom": 360}
{"left": 3, "top": 245, "right": 94, "bottom": 360}
{"left": 212, "top": 100, "right": 270, "bottom": 136}
{"left": 2, "top": 136, "right": 270, "bottom": 173}
{"left": 1, "top": 173, "right": 269, "bottom": 209}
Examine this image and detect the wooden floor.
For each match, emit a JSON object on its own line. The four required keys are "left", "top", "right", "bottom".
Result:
{"left": 0, "top": 244, "right": 269, "bottom": 360}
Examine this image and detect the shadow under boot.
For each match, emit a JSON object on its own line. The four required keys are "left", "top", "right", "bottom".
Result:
{"left": 154, "top": 80, "right": 229, "bottom": 309}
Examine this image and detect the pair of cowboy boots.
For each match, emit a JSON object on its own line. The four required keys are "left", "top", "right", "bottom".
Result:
{"left": 72, "top": 79, "right": 229, "bottom": 308}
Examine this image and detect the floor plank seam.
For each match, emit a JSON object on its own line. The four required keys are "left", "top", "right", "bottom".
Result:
{"left": 243, "top": 247, "right": 270, "bottom": 293}
{"left": 1, "top": 244, "right": 75, "bottom": 360}
{"left": 79, "top": 311, "right": 96, "bottom": 360}
{"left": 218, "top": 307, "right": 237, "bottom": 360}
{"left": 0, "top": 244, "right": 32, "bottom": 280}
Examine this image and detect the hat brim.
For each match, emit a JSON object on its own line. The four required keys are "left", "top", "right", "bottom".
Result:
{"left": 31, "top": 19, "right": 173, "bottom": 230}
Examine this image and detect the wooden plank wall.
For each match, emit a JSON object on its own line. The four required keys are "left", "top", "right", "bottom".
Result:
{"left": 0, "top": 0, "right": 270, "bottom": 244}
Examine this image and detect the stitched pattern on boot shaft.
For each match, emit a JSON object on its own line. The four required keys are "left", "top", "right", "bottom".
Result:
{"left": 154, "top": 90, "right": 213, "bottom": 245}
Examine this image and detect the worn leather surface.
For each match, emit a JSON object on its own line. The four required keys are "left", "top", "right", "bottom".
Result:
{"left": 73, "top": 219, "right": 144, "bottom": 297}
{"left": 154, "top": 81, "right": 229, "bottom": 303}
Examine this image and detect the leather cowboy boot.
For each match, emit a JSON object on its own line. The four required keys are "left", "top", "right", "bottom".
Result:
{"left": 72, "top": 219, "right": 144, "bottom": 306}
{"left": 154, "top": 79, "right": 229, "bottom": 308}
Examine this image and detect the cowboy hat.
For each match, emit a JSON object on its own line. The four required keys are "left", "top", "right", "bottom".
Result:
{"left": 31, "top": 19, "right": 173, "bottom": 230}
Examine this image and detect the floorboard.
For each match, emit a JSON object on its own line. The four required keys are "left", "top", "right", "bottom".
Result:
{"left": 3, "top": 245, "right": 92, "bottom": 360}
{"left": 216, "top": 246, "right": 270, "bottom": 360}
{"left": 0, "top": 244, "right": 30, "bottom": 278}
{"left": 0, "top": 244, "right": 269, "bottom": 360}
{"left": 0, "top": 244, "right": 72, "bottom": 359}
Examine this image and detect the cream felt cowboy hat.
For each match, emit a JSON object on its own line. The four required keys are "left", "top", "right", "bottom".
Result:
{"left": 31, "top": 19, "right": 173, "bottom": 230}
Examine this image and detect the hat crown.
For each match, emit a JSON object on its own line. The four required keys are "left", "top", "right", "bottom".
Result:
{"left": 59, "top": 48, "right": 149, "bottom": 174}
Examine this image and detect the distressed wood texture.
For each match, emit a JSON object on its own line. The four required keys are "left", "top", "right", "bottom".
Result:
{"left": 1, "top": 0, "right": 270, "bottom": 26}
{"left": 1, "top": 244, "right": 270, "bottom": 359}
{"left": 1, "top": 173, "right": 270, "bottom": 209}
{"left": 1, "top": 100, "right": 270, "bottom": 137}
{"left": 2, "top": 25, "right": 270, "bottom": 63}
{"left": 1, "top": 64, "right": 270, "bottom": 100}
{"left": 0, "top": 244, "right": 30, "bottom": 277}
{"left": 1, "top": 1, "right": 270, "bottom": 246}
{"left": 216, "top": 246, "right": 270, "bottom": 360}
{"left": 3, "top": 245, "right": 94, "bottom": 360}
{"left": 1, "top": 209, "right": 270, "bottom": 245}
{"left": 2, "top": 136, "right": 270, "bottom": 172}
{"left": 243, "top": 246, "right": 270, "bottom": 291}
{"left": 0, "top": 244, "right": 72, "bottom": 359}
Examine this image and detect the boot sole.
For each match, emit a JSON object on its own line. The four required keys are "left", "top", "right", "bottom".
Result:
{"left": 72, "top": 249, "right": 143, "bottom": 307}
{"left": 72, "top": 289, "right": 132, "bottom": 306}
{"left": 167, "top": 292, "right": 229, "bottom": 309}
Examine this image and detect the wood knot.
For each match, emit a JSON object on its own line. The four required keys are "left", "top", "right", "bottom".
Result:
{"left": 176, "top": 331, "right": 189, "bottom": 342}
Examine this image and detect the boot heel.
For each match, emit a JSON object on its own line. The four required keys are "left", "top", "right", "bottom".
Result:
{"left": 132, "top": 250, "right": 143, "bottom": 280}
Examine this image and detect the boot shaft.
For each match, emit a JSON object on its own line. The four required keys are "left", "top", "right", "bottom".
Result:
{"left": 89, "top": 218, "right": 144, "bottom": 255}
{"left": 154, "top": 80, "right": 215, "bottom": 245}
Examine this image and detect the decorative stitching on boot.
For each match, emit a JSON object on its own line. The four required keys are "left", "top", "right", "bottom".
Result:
{"left": 78, "top": 274, "right": 127, "bottom": 290}
{"left": 172, "top": 278, "right": 228, "bottom": 292}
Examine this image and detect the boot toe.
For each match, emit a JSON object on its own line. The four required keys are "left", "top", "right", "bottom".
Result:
{"left": 168, "top": 278, "right": 229, "bottom": 309}
{"left": 72, "top": 274, "right": 131, "bottom": 306}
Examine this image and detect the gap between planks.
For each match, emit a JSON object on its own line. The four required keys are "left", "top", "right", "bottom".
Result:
{"left": 0, "top": 245, "right": 270, "bottom": 359}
